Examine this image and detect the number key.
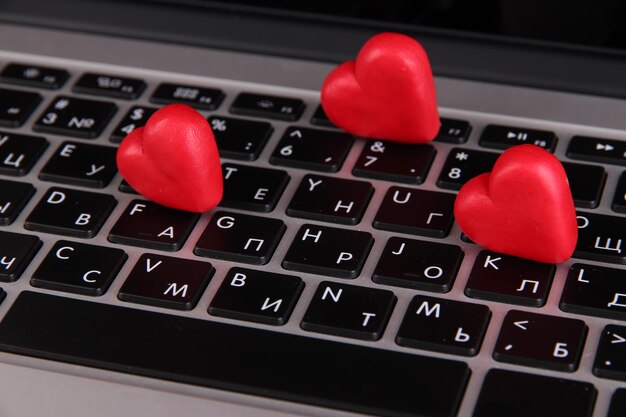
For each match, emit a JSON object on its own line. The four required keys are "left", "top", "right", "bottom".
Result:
{"left": 437, "top": 148, "right": 498, "bottom": 190}
{"left": 270, "top": 127, "right": 353, "bottom": 172}
{"left": 34, "top": 96, "right": 117, "bottom": 139}
{"left": 209, "top": 116, "right": 273, "bottom": 161}
{"left": 110, "top": 106, "right": 157, "bottom": 143}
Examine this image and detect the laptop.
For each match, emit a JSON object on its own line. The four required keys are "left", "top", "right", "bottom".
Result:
{"left": 0, "top": 1, "right": 624, "bottom": 416}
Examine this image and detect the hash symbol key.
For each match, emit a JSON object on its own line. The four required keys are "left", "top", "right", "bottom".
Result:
{"left": 34, "top": 96, "right": 117, "bottom": 139}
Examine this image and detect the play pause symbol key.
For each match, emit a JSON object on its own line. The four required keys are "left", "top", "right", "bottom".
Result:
{"left": 479, "top": 125, "right": 557, "bottom": 151}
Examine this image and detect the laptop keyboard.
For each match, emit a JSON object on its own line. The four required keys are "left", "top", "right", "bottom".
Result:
{"left": 0, "top": 61, "right": 625, "bottom": 417}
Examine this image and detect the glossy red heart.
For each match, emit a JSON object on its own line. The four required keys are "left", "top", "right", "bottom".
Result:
{"left": 454, "top": 145, "right": 577, "bottom": 264}
{"left": 321, "top": 32, "right": 439, "bottom": 143}
{"left": 116, "top": 104, "right": 223, "bottom": 212}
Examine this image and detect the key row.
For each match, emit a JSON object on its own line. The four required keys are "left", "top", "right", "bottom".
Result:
{"left": 2, "top": 236, "right": 626, "bottom": 382}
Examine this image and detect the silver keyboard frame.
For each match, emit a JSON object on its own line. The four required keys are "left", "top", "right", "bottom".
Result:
{"left": 0, "top": 23, "right": 625, "bottom": 417}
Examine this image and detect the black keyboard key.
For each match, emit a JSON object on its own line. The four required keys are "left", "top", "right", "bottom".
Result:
{"left": 73, "top": 73, "right": 146, "bottom": 99}
{"left": 230, "top": 92, "right": 304, "bottom": 121}
{"left": 608, "top": 389, "right": 626, "bottom": 417}
{"left": 119, "top": 254, "right": 213, "bottom": 310}
{"left": 110, "top": 106, "right": 157, "bottom": 143}
{"left": 593, "top": 325, "right": 626, "bottom": 382}
{"left": 613, "top": 171, "right": 626, "bottom": 213}
{"left": 373, "top": 187, "right": 456, "bottom": 238}
{"left": 209, "top": 116, "right": 273, "bottom": 161}
{"left": 221, "top": 163, "right": 289, "bottom": 212}
{"left": 575, "top": 212, "right": 626, "bottom": 264}
{"left": 24, "top": 187, "right": 116, "bottom": 238}
{"left": 465, "top": 251, "right": 556, "bottom": 307}
{"left": 0, "top": 291, "right": 470, "bottom": 417}
{"left": 0, "top": 231, "right": 41, "bottom": 282}
{"left": 34, "top": 96, "right": 117, "bottom": 139}
{"left": 270, "top": 127, "right": 353, "bottom": 172}
{"left": 301, "top": 281, "right": 396, "bottom": 341}
{"left": 39, "top": 141, "right": 118, "bottom": 188}
{"left": 108, "top": 200, "right": 200, "bottom": 251}
{"left": 479, "top": 124, "right": 557, "bottom": 151}
{"left": 397, "top": 295, "right": 490, "bottom": 356}
{"left": 473, "top": 369, "right": 596, "bottom": 417}
{"left": 118, "top": 179, "right": 137, "bottom": 194}
{"left": 282, "top": 224, "right": 373, "bottom": 279}
{"left": 310, "top": 104, "right": 335, "bottom": 128}
{"left": 286, "top": 174, "right": 373, "bottom": 225}
{"left": 209, "top": 267, "right": 303, "bottom": 325}
{"left": 352, "top": 140, "right": 436, "bottom": 184}
{"left": 560, "top": 263, "right": 626, "bottom": 320}
{"left": 150, "top": 83, "right": 224, "bottom": 110}
{"left": 0, "top": 63, "right": 69, "bottom": 89}
{"left": 493, "top": 310, "right": 587, "bottom": 372}
{"left": 567, "top": 136, "right": 626, "bottom": 166}
{"left": 31, "top": 240, "right": 126, "bottom": 296}
{"left": 372, "top": 237, "right": 463, "bottom": 293}
{"left": 194, "top": 211, "right": 285, "bottom": 265}
{"left": 0, "top": 179, "right": 35, "bottom": 225}
{"left": 437, "top": 148, "right": 498, "bottom": 190}
{"left": 0, "top": 131, "right": 48, "bottom": 176}
{"left": 562, "top": 162, "right": 606, "bottom": 208}
{"left": 434, "top": 118, "right": 472, "bottom": 144}
{"left": 0, "top": 88, "right": 42, "bottom": 127}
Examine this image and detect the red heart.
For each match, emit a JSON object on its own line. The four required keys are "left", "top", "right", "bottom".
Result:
{"left": 321, "top": 32, "right": 439, "bottom": 143}
{"left": 116, "top": 104, "right": 223, "bottom": 212}
{"left": 454, "top": 145, "right": 578, "bottom": 264}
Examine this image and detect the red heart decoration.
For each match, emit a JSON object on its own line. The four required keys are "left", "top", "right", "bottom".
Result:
{"left": 321, "top": 32, "right": 439, "bottom": 143}
{"left": 116, "top": 104, "right": 223, "bottom": 212}
{"left": 454, "top": 145, "right": 577, "bottom": 264}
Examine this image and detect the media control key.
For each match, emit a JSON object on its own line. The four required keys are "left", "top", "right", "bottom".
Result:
{"left": 151, "top": 83, "right": 224, "bottom": 110}
{"left": 301, "top": 281, "right": 396, "bottom": 341}
{"left": 230, "top": 92, "right": 304, "bottom": 121}
{"left": 479, "top": 124, "right": 557, "bottom": 151}
{"left": 434, "top": 118, "right": 471, "bottom": 144}
{"left": 567, "top": 136, "right": 626, "bottom": 166}
{"left": 612, "top": 171, "right": 626, "bottom": 213}
{"left": 73, "top": 73, "right": 146, "bottom": 99}
{"left": 0, "top": 291, "right": 471, "bottom": 417}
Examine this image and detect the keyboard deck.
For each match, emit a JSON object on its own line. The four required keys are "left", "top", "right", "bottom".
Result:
{"left": 0, "top": 32, "right": 625, "bottom": 417}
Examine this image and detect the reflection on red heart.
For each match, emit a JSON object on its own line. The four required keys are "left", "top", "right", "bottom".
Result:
{"left": 454, "top": 145, "right": 577, "bottom": 264}
{"left": 116, "top": 104, "right": 223, "bottom": 212}
{"left": 321, "top": 32, "right": 439, "bottom": 143}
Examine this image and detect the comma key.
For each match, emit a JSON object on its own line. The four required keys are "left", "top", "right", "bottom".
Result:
{"left": 575, "top": 212, "right": 626, "bottom": 264}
